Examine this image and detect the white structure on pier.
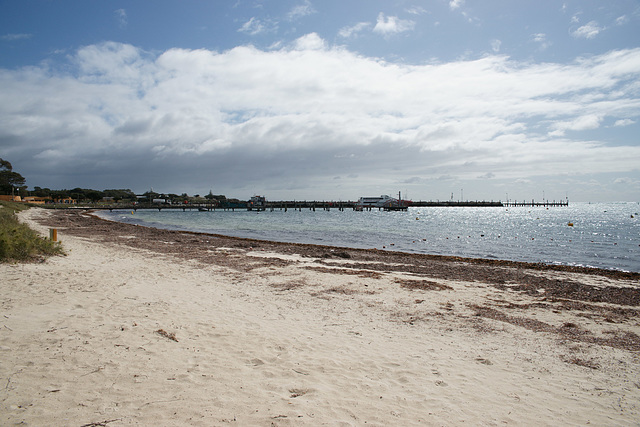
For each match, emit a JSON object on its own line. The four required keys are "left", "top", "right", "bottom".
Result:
{"left": 355, "top": 195, "right": 396, "bottom": 208}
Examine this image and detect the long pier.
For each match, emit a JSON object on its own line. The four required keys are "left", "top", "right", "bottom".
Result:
{"left": 47, "top": 199, "right": 569, "bottom": 212}
{"left": 502, "top": 200, "right": 569, "bottom": 207}
{"left": 411, "top": 201, "right": 502, "bottom": 207}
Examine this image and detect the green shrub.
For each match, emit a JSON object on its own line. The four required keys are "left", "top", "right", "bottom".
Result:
{"left": 0, "top": 202, "right": 64, "bottom": 262}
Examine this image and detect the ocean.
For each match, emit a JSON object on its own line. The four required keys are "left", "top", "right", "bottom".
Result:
{"left": 96, "top": 202, "right": 640, "bottom": 272}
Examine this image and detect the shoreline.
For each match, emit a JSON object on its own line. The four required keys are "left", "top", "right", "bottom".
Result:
{"left": 90, "top": 209, "right": 638, "bottom": 279}
{"left": 93, "top": 207, "right": 640, "bottom": 275}
{"left": 1, "top": 207, "right": 639, "bottom": 425}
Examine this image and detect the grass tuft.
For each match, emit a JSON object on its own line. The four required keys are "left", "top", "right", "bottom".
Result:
{"left": 0, "top": 202, "right": 65, "bottom": 262}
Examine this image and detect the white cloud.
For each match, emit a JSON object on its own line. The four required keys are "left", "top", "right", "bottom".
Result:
{"left": 293, "top": 33, "right": 325, "bottom": 50}
{"left": 615, "top": 15, "right": 629, "bottom": 26}
{"left": 614, "top": 119, "right": 635, "bottom": 127}
{"left": 238, "top": 17, "right": 277, "bottom": 35}
{"left": 406, "top": 6, "right": 428, "bottom": 15}
{"left": 531, "top": 33, "right": 551, "bottom": 50}
{"left": 287, "top": 0, "right": 315, "bottom": 21}
{"left": 1, "top": 38, "right": 640, "bottom": 199}
{"left": 238, "top": 17, "right": 261, "bottom": 34}
{"left": 549, "top": 114, "right": 603, "bottom": 136}
{"left": 572, "top": 21, "right": 604, "bottom": 39}
{"left": 115, "top": 9, "right": 127, "bottom": 28}
{"left": 373, "top": 13, "right": 415, "bottom": 36}
{"left": 449, "top": 0, "right": 464, "bottom": 11}
{"left": 338, "top": 22, "right": 371, "bottom": 38}
{"left": 614, "top": 177, "right": 640, "bottom": 186}
{"left": 491, "top": 39, "right": 501, "bottom": 53}
{"left": 447, "top": 0, "right": 477, "bottom": 24}
{"left": 1, "top": 33, "right": 32, "bottom": 41}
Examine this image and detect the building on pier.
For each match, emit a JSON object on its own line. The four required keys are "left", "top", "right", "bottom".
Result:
{"left": 355, "top": 194, "right": 409, "bottom": 211}
{"left": 355, "top": 195, "right": 395, "bottom": 210}
{"left": 247, "top": 195, "right": 266, "bottom": 211}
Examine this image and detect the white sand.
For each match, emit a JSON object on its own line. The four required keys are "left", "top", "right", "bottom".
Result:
{"left": 1, "top": 208, "right": 639, "bottom": 426}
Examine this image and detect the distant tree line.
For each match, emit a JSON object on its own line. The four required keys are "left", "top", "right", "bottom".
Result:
{"left": 0, "top": 157, "right": 230, "bottom": 204}
{"left": 28, "top": 188, "right": 230, "bottom": 204}
{"left": 31, "top": 187, "right": 138, "bottom": 203}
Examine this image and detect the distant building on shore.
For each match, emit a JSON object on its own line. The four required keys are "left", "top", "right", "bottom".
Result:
{"left": 20, "top": 196, "right": 49, "bottom": 204}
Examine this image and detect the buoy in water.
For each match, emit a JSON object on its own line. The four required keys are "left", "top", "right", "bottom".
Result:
{"left": 568, "top": 222, "right": 574, "bottom": 227}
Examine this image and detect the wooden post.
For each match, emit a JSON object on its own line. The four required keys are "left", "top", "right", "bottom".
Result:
{"left": 49, "top": 228, "right": 57, "bottom": 242}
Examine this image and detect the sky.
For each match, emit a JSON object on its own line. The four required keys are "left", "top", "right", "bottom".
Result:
{"left": 1, "top": 1, "right": 639, "bottom": 202}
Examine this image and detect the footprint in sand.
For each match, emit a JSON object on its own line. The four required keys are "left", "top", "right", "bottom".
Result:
{"left": 249, "top": 358, "right": 264, "bottom": 366}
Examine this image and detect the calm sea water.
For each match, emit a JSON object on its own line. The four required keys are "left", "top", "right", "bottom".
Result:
{"left": 97, "top": 202, "right": 640, "bottom": 272}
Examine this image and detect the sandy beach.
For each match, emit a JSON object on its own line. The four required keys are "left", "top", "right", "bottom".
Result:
{"left": 1, "top": 208, "right": 639, "bottom": 426}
